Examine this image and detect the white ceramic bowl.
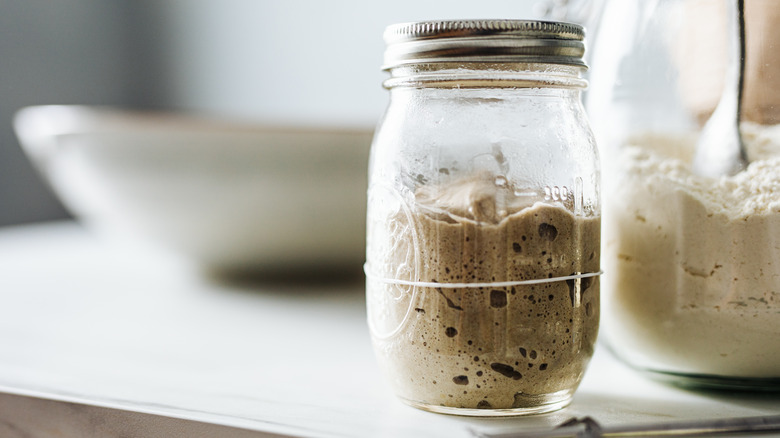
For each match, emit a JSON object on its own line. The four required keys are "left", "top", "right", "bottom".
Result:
{"left": 14, "top": 105, "right": 373, "bottom": 274}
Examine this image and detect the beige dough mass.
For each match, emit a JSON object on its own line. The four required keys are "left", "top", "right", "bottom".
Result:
{"left": 367, "top": 173, "right": 600, "bottom": 410}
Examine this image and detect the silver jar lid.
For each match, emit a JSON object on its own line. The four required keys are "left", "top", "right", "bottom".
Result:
{"left": 383, "top": 19, "right": 586, "bottom": 69}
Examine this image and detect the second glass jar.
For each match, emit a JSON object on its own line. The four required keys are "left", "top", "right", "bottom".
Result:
{"left": 588, "top": 0, "right": 780, "bottom": 390}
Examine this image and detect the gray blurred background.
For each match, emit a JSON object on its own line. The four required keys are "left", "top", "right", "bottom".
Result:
{"left": 0, "top": 0, "right": 540, "bottom": 227}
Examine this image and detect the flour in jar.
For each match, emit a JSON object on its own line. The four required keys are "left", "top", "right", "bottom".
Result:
{"left": 603, "top": 123, "right": 780, "bottom": 377}
{"left": 366, "top": 172, "right": 600, "bottom": 410}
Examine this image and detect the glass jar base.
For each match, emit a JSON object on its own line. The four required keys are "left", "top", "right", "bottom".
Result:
{"left": 398, "top": 391, "right": 572, "bottom": 417}
{"left": 605, "top": 342, "right": 780, "bottom": 392}
{"left": 642, "top": 369, "right": 780, "bottom": 392}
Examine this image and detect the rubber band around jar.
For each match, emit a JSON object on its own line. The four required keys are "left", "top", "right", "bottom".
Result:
{"left": 364, "top": 265, "right": 602, "bottom": 289}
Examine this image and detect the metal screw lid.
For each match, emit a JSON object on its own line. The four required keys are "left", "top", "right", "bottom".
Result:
{"left": 382, "top": 19, "right": 586, "bottom": 69}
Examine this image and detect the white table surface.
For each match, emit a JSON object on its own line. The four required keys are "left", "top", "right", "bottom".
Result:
{"left": 0, "top": 221, "right": 778, "bottom": 438}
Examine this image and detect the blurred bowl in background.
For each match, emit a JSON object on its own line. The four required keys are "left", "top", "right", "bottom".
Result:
{"left": 14, "top": 105, "right": 373, "bottom": 275}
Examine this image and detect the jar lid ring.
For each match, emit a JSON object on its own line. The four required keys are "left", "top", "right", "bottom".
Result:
{"left": 383, "top": 19, "right": 586, "bottom": 69}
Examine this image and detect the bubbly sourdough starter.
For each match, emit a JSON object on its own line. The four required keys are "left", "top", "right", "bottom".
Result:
{"left": 366, "top": 174, "right": 600, "bottom": 410}
{"left": 603, "top": 124, "right": 780, "bottom": 377}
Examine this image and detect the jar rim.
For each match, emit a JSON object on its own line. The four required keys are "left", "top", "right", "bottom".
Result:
{"left": 382, "top": 19, "right": 586, "bottom": 70}
{"left": 382, "top": 63, "right": 588, "bottom": 89}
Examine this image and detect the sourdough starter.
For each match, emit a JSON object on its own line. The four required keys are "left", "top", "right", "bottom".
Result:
{"left": 603, "top": 124, "right": 780, "bottom": 377}
{"left": 366, "top": 173, "right": 600, "bottom": 410}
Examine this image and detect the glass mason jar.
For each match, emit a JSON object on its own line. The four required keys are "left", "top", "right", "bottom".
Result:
{"left": 588, "top": 0, "right": 780, "bottom": 389}
{"left": 365, "top": 20, "right": 601, "bottom": 416}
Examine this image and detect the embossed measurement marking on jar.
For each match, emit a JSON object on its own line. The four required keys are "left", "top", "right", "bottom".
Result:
{"left": 544, "top": 185, "right": 573, "bottom": 202}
